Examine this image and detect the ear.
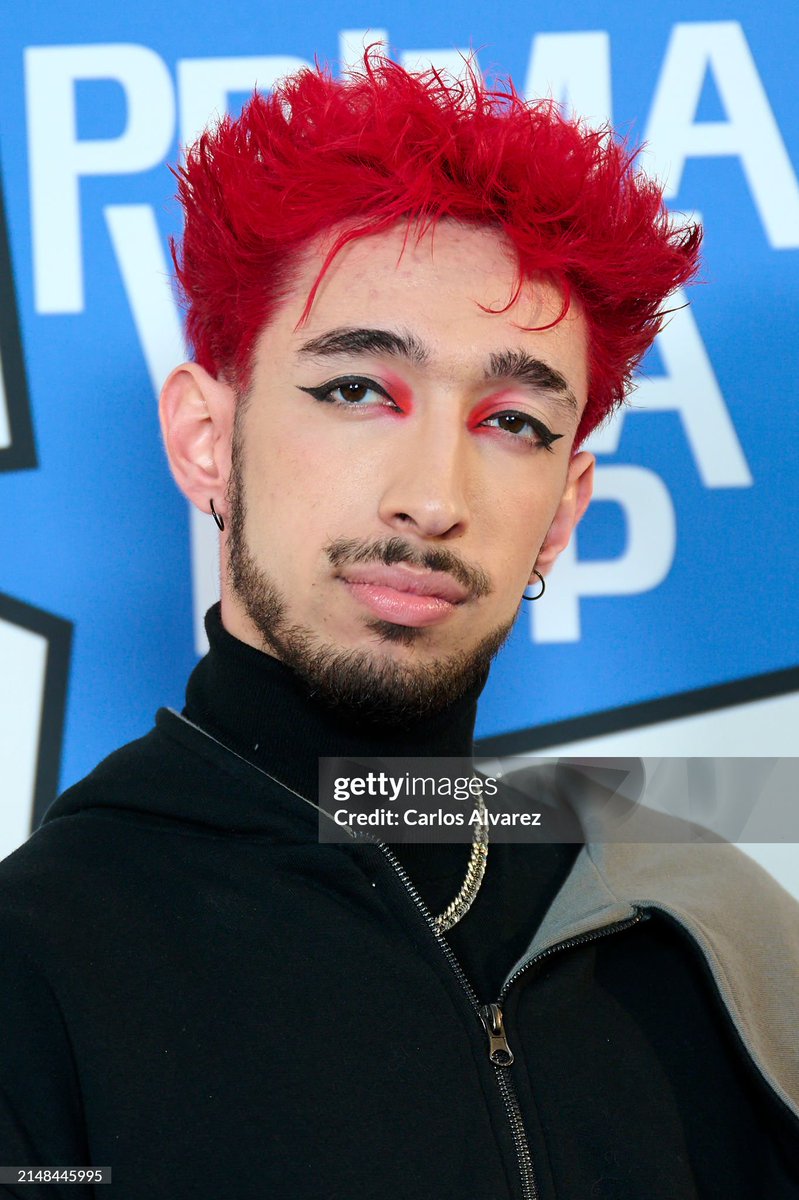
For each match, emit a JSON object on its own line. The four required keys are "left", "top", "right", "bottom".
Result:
{"left": 534, "top": 450, "right": 595, "bottom": 577}
{"left": 159, "top": 362, "right": 236, "bottom": 524}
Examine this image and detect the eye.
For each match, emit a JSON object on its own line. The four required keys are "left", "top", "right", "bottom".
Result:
{"left": 335, "top": 381, "right": 372, "bottom": 403}
{"left": 298, "top": 375, "right": 400, "bottom": 410}
{"left": 479, "top": 409, "right": 563, "bottom": 452}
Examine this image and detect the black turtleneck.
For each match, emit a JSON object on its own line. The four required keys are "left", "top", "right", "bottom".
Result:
{"left": 183, "top": 603, "right": 580, "bottom": 1004}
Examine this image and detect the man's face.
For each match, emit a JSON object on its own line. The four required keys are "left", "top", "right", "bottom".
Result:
{"left": 221, "top": 220, "right": 592, "bottom": 721}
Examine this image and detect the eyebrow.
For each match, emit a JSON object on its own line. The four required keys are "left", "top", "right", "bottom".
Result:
{"left": 297, "top": 326, "right": 579, "bottom": 420}
{"left": 487, "top": 349, "right": 579, "bottom": 419}
{"left": 297, "top": 326, "right": 429, "bottom": 365}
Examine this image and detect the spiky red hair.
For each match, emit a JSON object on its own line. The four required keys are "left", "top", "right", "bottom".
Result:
{"left": 172, "top": 54, "right": 701, "bottom": 446}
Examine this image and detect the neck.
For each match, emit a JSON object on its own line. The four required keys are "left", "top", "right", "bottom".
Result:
{"left": 183, "top": 603, "right": 483, "bottom": 802}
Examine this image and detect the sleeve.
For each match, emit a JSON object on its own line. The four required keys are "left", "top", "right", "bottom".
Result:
{"left": 0, "top": 926, "right": 94, "bottom": 1200}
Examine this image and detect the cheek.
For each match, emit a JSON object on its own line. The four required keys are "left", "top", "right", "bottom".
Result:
{"left": 244, "top": 434, "right": 372, "bottom": 571}
{"left": 477, "top": 478, "right": 561, "bottom": 578}
{"left": 479, "top": 469, "right": 556, "bottom": 536}
{"left": 244, "top": 415, "right": 336, "bottom": 511}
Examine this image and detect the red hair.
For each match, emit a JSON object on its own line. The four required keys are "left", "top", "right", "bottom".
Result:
{"left": 171, "top": 54, "right": 701, "bottom": 446}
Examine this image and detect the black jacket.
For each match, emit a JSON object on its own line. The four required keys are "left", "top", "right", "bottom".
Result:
{"left": 1, "top": 615, "right": 798, "bottom": 1198}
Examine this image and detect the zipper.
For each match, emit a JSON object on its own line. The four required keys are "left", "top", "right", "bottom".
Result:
{"left": 369, "top": 836, "right": 648, "bottom": 1200}
{"left": 496, "top": 910, "right": 649, "bottom": 1006}
{"left": 163, "top": 712, "right": 654, "bottom": 1194}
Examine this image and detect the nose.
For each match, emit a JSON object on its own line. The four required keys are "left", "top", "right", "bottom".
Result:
{"left": 377, "top": 408, "right": 470, "bottom": 541}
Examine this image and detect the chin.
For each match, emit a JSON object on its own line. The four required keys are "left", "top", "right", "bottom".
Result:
{"left": 363, "top": 618, "right": 437, "bottom": 649}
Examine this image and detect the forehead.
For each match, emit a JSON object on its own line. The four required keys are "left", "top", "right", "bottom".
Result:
{"left": 258, "top": 220, "right": 589, "bottom": 400}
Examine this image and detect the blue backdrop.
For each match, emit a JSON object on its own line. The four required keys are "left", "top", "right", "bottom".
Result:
{"left": 1, "top": 2, "right": 798, "bottom": 835}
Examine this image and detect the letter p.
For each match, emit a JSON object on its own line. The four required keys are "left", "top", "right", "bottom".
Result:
{"left": 25, "top": 44, "right": 175, "bottom": 313}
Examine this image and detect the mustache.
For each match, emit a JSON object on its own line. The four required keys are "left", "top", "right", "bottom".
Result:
{"left": 326, "top": 537, "right": 493, "bottom": 600}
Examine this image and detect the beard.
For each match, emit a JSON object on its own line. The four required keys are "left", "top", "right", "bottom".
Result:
{"left": 224, "top": 422, "right": 518, "bottom": 726}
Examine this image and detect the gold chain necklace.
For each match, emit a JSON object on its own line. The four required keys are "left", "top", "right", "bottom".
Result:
{"left": 168, "top": 709, "right": 489, "bottom": 934}
{"left": 431, "top": 782, "right": 489, "bottom": 933}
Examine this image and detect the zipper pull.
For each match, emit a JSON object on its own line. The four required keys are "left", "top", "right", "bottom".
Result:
{"left": 479, "top": 1002, "right": 514, "bottom": 1066}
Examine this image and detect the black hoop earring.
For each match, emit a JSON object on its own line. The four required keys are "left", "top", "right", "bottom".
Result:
{"left": 522, "top": 569, "right": 545, "bottom": 601}
{"left": 209, "top": 499, "right": 225, "bottom": 532}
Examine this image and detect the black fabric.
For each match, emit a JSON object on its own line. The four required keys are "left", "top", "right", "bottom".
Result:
{"left": 0, "top": 604, "right": 797, "bottom": 1199}
{"left": 181, "top": 602, "right": 581, "bottom": 1004}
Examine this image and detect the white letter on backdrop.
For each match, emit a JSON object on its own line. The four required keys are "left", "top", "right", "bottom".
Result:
{"left": 0, "top": 362, "right": 10, "bottom": 451}
{"left": 339, "top": 30, "right": 389, "bottom": 72}
{"left": 177, "top": 56, "right": 311, "bottom": 151}
{"left": 584, "top": 288, "right": 752, "bottom": 488}
{"left": 25, "top": 44, "right": 175, "bottom": 313}
{"left": 645, "top": 21, "right": 799, "bottom": 248}
{"left": 0, "top": 617, "right": 48, "bottom": 859}
{"left": 105, "top": 203, "right": 216, "bottom": 654}
{"left": 524, "top": 31, "right": 612, "bottom": 126}
{"left": 531, "top": 466, "right": 677, "bottom": 643}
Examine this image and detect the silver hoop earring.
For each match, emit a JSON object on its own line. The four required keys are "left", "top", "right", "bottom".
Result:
{"left": 522, "top": 569, "right": 545, "bottom": 601}
{"left": 209, "top": 499, "right": 225, "bottom": 532}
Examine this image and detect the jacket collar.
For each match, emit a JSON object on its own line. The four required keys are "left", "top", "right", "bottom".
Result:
{"left": 523, "top": 799, "right": 799, "bottom": 1124}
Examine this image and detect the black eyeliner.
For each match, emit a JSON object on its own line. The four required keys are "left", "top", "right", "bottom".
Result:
{"left": 297, "top": 374, "right": 393, "bottom": 404}
{"left": 490, "top": 409, "right": 564, "bottom": 452}
{"left": 297, "top": 379, "right": 563, "bottom": 451}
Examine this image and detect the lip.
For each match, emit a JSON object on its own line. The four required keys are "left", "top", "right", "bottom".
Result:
{"left": 339, "top": 563, "right": 469, "bottom": 603}
{"left": 339, "top": 563, "right": 470, "bottom": 628}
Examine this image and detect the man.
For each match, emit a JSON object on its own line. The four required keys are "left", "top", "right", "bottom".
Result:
{"left": 1, "top": 55, "right": 797, "bottom": 1200}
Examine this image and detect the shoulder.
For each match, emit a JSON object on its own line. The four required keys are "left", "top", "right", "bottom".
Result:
{"left": 501, "top": 756, "right": 799, "bottom": 917}
{"left": 0, "top": 720, "right": 188, "bottom": 945}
